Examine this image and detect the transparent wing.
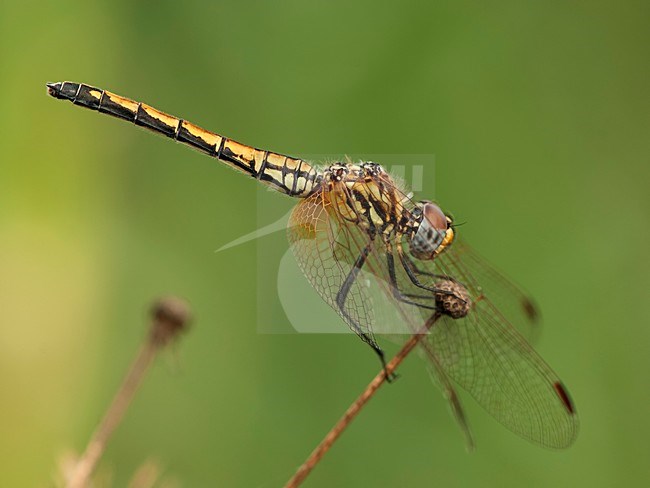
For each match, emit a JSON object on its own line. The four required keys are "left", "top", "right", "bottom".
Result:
{"left": 287, "top": 174, "right": 577, "bottom": 448}
{"left": 287, "top": 188, "right": 379, "bottom": 350}
{"left": 399, "top": 237, "right": 579, "bottom": 448}
{"left": 444, "top": 240, "right": 541, "bottom": 343}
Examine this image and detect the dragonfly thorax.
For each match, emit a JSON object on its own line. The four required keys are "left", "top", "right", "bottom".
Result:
{"left": 409, "top": 201, "right": 455, "bottom": 260}
{"left": 322, "top": 162, "right": 403, "bottom": 233}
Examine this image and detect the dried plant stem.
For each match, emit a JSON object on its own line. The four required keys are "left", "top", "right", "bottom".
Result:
{"left": 67, "top": 297, "right": 190, "bottom": 488}
{"left": 67, "top": 342, "right": 157, "bottom": 488}
{"left": 284, "top": 313, "right": 440, "bottom": 488}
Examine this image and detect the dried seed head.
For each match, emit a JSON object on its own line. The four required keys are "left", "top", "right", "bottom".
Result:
{"left": 435, "top": 280, "right": 471, "bottom": 319}
{"left": 149, "top": 296, "right": 192, "bottom": 346}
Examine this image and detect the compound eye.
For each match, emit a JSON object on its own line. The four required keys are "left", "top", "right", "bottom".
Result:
{"left": 423, "top": 203, "right": 448, "bottom": 232}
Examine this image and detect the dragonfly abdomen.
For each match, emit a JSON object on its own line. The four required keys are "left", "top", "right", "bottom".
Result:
{"left": 46, "top": 81, "right": 321, "bottom": 197}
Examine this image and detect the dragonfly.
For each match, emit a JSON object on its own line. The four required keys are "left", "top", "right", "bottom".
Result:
{"left": 46, "top": 81, "right": 578, "bottom": 449}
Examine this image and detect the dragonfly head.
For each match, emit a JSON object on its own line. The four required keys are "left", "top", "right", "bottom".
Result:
{"left": 409, "top": 201, "right": 455, "bottom": 260}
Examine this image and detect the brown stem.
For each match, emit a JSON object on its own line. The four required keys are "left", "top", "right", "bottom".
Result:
{"left": 66, "top": 297, "right": 190, "bottom": 488}
{"left": 284, "top": 313, "right": 440, "bottom": 488}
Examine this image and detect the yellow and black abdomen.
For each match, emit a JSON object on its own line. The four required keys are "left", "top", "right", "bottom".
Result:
{"left": 47, "top": 81, "right": 322, "bottom": 197}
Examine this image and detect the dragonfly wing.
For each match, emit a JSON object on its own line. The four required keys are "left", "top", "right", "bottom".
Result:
{"left": 445, "top": 240, "right": 541, "bottom": 343}
{"left": 287, "top": 189, "right": 378, "bottom": 349}
{"left": 287, "top": 178, "right": 577, "bottom": 448}
{"left": 417, "top": 334, "right": 476, "bottom": 449}
{"left": 413, "top": 239, "right": 579, "bottom": 448}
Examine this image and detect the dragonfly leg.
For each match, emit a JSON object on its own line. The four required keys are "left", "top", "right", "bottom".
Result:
{"left": 385, "top": 247, "right": 439, "bottom": 311}
{"left": 385, "top": 239, "right": 458, "bottom": 309}
{"left": 397, "top": 242, "right": 467, "bottom": 305}
{"left": 335, "top": 243, "right": 397, "bottom": 382}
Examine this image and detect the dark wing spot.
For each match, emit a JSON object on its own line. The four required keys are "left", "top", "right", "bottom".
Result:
{"left": 554, "top": 382, "right": 576, "bottom": 414}
{"left": 522, "top": 297, "right": 540, "bottom": 322}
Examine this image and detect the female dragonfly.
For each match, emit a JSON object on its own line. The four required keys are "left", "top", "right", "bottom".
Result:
{"left": 47, "top": 81, "right": 578, "bottom": 449}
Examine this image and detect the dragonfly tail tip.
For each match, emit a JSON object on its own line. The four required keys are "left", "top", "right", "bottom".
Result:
{"left": 46, "top": 81, "right": 62, "bottom": 98}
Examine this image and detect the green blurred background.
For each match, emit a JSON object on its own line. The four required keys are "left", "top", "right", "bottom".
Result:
{"left": 1, "top": 1, "right": 649, "bottom": 486}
